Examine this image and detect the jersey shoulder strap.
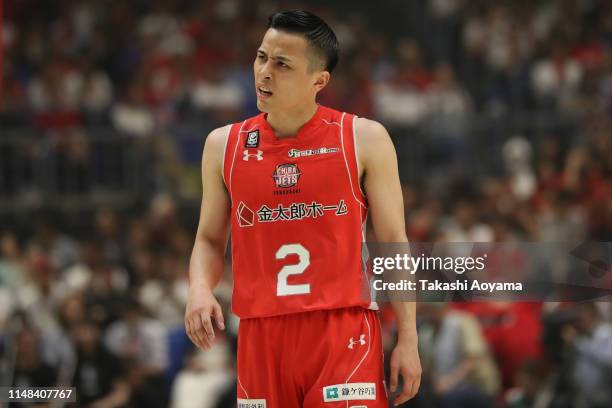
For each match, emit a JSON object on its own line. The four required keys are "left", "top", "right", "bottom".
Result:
{"left": 340, "top": 112, "right": 367, "bottom": 207}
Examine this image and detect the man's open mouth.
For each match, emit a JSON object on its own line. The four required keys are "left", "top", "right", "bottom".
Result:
{"left": 257, "top": 86, "right": 273, "bottom": 97}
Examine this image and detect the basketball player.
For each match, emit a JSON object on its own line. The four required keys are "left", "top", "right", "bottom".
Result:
{"left": 185, "top": 10, "right": 421, "bottom": 407}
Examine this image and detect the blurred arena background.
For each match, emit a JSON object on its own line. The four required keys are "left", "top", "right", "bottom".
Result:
{"left": 1, "top": 0, "right": 612, "bottom": 407}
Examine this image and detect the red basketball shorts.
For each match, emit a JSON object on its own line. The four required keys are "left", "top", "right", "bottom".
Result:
{"left": 237, "top": 307, "right": 388, "bottom": 408}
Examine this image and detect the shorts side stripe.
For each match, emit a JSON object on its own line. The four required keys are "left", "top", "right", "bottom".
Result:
{"left": 344, "top": 311, "right": 372, "bottom": 407}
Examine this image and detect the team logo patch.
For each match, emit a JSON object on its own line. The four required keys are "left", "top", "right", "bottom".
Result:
{"left": 288, "top": 146, "right": 340, "bottom": 158}
{"left": 236, "top": 202, "right": 254, "bottom": 227}
{"left": 245, "top": 130, "right": 260, "bottom": 148}
{"left": 237, "top": 399, "right": 266, "bottom": 408}
{"left": 243, "top": 149, "right": 263, "bottom": 161}
{"left": 323, "top": 383, "right": 376, "bottom": 402}
{"left": 272, "top": 163, "right": 301, "bottom": 188}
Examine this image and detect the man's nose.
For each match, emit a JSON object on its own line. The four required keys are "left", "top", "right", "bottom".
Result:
{"left": 259, "top": 60, "right": 272, "bottom": 80}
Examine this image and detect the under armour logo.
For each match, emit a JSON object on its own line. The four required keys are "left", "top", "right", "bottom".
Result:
{"left": 348, "top": 334, "right": 366, "bottom": 349}
{"left": 243, "top": 149, "right": 263, "bottom": 161}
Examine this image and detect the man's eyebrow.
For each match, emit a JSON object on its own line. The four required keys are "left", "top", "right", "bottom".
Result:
{"left": 274, "top": 55, "right": 292, "bottom": 62}
{"left": 257, "top": 49, "right": 292, "bottom": 63}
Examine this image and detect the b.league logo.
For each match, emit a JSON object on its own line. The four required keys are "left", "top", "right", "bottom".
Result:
{"left": 245, "top": 130, "right": 260, "bottom": 148}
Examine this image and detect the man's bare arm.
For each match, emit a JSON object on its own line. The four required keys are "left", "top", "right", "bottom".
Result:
{"left": 357, "top": 117, "right": 421, "bottom": 405}
{"left": 185, "top": 125, "right": 232, "bottom": 351}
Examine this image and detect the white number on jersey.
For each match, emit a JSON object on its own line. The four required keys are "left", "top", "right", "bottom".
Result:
{"left": 276, "top": 243, "right": 310, "bottom": 296}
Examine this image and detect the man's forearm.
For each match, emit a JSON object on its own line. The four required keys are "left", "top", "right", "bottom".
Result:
{"left": 188, "top": 238, "right": 227, "bottom": 290}
{"left": 382, "top": 238, "right": 417, "bottom": 339}
{"left": 391, "top": 300, "right": 417, "bottom": 339}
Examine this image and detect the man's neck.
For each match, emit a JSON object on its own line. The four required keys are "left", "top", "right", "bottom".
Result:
{"left": 266, "top": 103, "right": 318, "bottom": 138}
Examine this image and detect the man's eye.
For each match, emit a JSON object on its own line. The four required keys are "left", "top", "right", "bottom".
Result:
{"left": 257, "top": 54, "right": 266, "bottom": 60}
{"left": 278, "top": 62, "right": 288, "bottom": 68}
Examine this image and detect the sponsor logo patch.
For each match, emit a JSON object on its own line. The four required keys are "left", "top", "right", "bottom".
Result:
{"left": 288, "top": 146, "right": 340, "bottom": 158}
{"left": 257, "top": 199, "right": 347, "bottom": 222}
{"left": 272, "top": 163, "right": 301, "bottom": 188}
{"left": 237, "top": 399, "right": 266, "bottom": 408}
{"left": 323, "top": 383, "right": 376, "bottom": 402}
{"left": 245, "top": 130, "right": 260, "bottom": 148}
{"left": 236, "top": 202, "right": 255, "bottom": 227}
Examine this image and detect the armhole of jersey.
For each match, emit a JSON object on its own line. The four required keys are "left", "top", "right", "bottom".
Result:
{"left": 351, "top": 115, "right": 368, "bottom": 199}
{"left": 222, "top": 120, "right": 246, "bottom": 197}
{"left": 341, "top": 112, "right": 367, "bottom": 209}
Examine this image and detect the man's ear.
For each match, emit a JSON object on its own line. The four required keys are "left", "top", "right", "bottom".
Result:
{"left": 314, "top": 71, "right": 330, "bottom": 92}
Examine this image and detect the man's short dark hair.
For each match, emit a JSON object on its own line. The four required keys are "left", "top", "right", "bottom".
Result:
{"left": 268, "top": 10, "right": 339, "bottom": 73}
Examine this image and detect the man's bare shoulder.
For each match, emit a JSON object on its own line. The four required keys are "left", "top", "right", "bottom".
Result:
{"left": 355, "top": 117, "right": 388, "bottom": 138}
{"left": 204, "top": 125, "right": 232, "bottom": 155}
{"left": 354, "top": 117, "right": 395, "bottom": 165}
{"left": 201, "top": 125, "right": 233, "bottom": 175}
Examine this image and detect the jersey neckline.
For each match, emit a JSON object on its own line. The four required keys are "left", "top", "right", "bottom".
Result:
{"left": 259, "top": 104, "right": 325, "bottom": 144}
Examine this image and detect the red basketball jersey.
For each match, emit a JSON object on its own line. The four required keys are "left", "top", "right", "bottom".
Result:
{"left": 222, "top": 105, "right": 371, "bottom": 318}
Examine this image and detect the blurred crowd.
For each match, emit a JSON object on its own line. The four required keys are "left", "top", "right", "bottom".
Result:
{"left": 1, "top": 0, "right": 612, "bottom": 407}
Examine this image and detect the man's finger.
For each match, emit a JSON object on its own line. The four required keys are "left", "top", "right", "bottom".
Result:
{"left": 389, "top": 360, "right": 399, "bottom": 393}
{"left": 185, "top": 318, "right": 195, "bottom": 344}
{"left": 393, "top": 368, "right": 418, "bottom": 405}
{"left": 200, "top": 310, "right": 215, "bottom": 341}
{"left": 185, "top": 318, "right": 194, "bottom": 344}
{"left": 212, "top": 303, "right": 225, "bottom": 330}
{"left": 192, "top": 314, "right": 210, "bottom": 350}
{"left": 393, "top": 385, "right": 410, "bottom": 406}
{"left": 412, "top": 374, "right": 421, "bottom": 398}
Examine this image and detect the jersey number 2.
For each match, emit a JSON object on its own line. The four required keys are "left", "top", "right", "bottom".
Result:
{"left": 276, "top": 244, "right": 310, "bottom": 296}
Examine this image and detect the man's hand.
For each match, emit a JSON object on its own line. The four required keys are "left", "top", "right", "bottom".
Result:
{"left": 185, "top": 284, "right": 225, "bottom": 350}
{"left": 389, "top": 334, "right": 422, "bottom": 406}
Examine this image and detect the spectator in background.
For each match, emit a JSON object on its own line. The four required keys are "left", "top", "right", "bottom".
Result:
{"left": 374, "top": 39, "right": 432, "bottom": 126}
{"left": 439, "top": 199, "right": 494, "bottom": 243}
{"left": 427, "top": 63, "right": 472, "bottom": 116}
{"left": 502, "top": 136, "right": 537, "bottom": 201}
{"left": 93, "top": 208, "right": 127, "bottom": 267}
{"left": 71, "top": 320, "right": 130, "bottom": 407}
{"left": 83, "top": 257, "right": 131, "bottom": 329}
{"left": 111, "top": 80, "right": 156, "bottom": 137}
{"left": 537, "top": 190, "right": 587, "bottom": 242}
{"left": 104, "top": 299, "right": 169, "bottom": 408}
{"left": 190, "top": 64, "right": 246, "bottom": 124}
{"left": 567, "top": 303, "right": 612, "bottom": 408}
{"left": 419, "top": 303, "right": 500, "bottom": 408}
{"left": 394, "top": 39, "right": 434, "bottom": 91}
{"left": 531, "top": 40, "right": 583, "bottom": 111}
{"left": 79, "top": 56, "right": 114, "bottom": 124}
{"left": 170, "top": 341, "right": 234, "bottom": 408}
{"left": 138, "top": 250, "right": 188, "bottom": 328}
{"left": 31, "top": 221, "right": 80, "bottom": 272}
{"left": 504, "top": 359, "right": 552, "bottom": 408}
{"left": 424, "top": 63, "right": 472, "bottom": 169}
{"left": 8, "top": 326, "right": 57, "bottom": 392}
{"left": 0, "top": 231, "right": 27, "bottom": 290}
{"left": 7, "top": 244, "right": 77, "bottom": 386}
{"left": 453, "top": 302, "right": 542, "bottom": 390}
{"left": 27, "top": 59, "right": 83, "bottom": 131}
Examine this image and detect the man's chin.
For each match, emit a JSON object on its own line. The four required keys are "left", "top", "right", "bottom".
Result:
{"left": 256, "top": 100, "right": 272, "bottom": 113}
